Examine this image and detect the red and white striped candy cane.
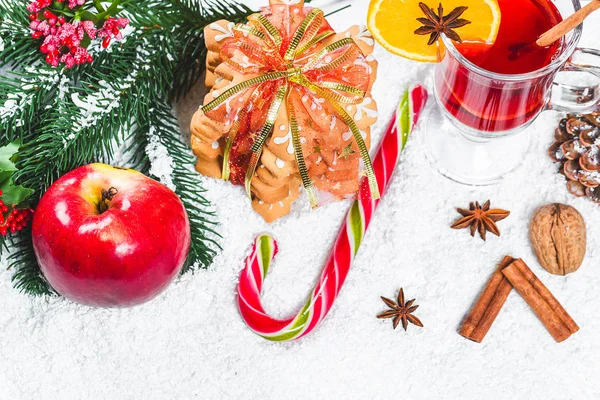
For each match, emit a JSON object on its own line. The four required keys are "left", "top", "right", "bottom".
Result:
{"left": 237, "top": 85, "right": 428, "bottom": 341}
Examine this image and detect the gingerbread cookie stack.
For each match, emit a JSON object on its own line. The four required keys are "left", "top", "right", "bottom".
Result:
{"left": 191, "top": 0, "right": 379, "bottom": 222}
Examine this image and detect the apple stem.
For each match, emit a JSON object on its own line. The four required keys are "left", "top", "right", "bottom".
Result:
{"left": 97, "top": 187, "right": 118, "bottom": 214}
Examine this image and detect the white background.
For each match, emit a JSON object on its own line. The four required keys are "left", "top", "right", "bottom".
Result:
{"left": 1, "top": 0, "right": 600, "bottom": 399}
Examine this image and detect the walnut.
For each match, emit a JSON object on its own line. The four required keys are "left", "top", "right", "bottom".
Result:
{"left": 530, "top": 204, "right": 586, "bottom": 276}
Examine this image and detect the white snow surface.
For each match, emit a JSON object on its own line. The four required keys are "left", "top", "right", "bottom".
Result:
{"left": 2, "top": 1, "right": 600, "bottom": 399}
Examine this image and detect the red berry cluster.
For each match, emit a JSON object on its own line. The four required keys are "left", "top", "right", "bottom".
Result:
{"left": 27, "top": 0, "right": 129, "bottom": 68}
{"left": 28, "top": 0, "right": 84, "bottom": 13}
{"left": 98, "top": 17, "right": 129, "bottom": 49}
{"left": 30, "top": 10, "right": 95, "bottom": 67}
{"left": 0, "top": 191, "right": 34, "bottom": 236}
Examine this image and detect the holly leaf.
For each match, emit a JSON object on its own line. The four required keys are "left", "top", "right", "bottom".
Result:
{"left": 0, "top": 180, "right": 34, "bottom": 207}
{"left": 0, "top": 142, "right": 34, "bottom": 207}
{"left": 0, "top": 142, "right": 19, "bottom": 173}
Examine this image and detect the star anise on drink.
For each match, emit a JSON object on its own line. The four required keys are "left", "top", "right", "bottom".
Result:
{"left": 377, "top": 288, "right": 424, "bottom": 331}
{"left": 451, "top": 200, "right": 510, "bottom": 241}
{"left": 414, "top": 2, "right": 471, "bottom": 45}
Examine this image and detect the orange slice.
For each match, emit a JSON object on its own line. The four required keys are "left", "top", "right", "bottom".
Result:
{"left": 367, "top": 0, "right": 501, "bottom": 62}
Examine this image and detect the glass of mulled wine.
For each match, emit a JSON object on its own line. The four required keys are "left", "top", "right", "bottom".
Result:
{"left": 426, "top": 0, "right": 600, "bottom": 185}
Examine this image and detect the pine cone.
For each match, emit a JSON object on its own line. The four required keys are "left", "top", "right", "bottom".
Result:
{"left": 549, "top": 112, "right": 600, "bottom": 203}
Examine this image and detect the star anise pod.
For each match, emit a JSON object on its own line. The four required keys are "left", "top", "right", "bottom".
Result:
{"left": 414, "top": 2, "right": 471, "bottom": 45}
{"left": 451, "top": 200, "right": 510, "bottom": 241}
{"left": 377, "top": 288, "right": 423, "bottom": 331}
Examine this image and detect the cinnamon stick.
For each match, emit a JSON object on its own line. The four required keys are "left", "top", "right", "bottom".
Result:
{"left": 459, "top": 256, "right": 514, "bottom": 343}
{"left": 510, "top": 259, "right": 579, "bottom": 334}
{"left": 502, "top": 259, "right": 578, "bottom": 343}
{"left": 537, "top": 0, "right": 600, "bottom": 47}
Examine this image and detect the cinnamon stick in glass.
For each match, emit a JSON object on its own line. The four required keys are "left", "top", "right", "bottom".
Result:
{"left": 536, "top": 0, "right": 600, "bottom": 48}
{"left": 502, "top": 259, "right": 578, "bottom": 343}
{"left": 510, "top": 0, "right": 599, "bottom": 60}
{"left": 459, "top": 256, "right": 514, "bottom": 343}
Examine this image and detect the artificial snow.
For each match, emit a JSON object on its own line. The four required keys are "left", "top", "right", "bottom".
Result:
{"left": 1, "top": 1, "right": 600, "bottom": 399}
{"left": 146, "top": 126, "right": 176, "bottom": 191}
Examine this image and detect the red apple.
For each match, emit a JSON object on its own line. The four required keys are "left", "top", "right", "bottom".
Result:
{"left": 32, "top": 163, "right": 191, "bottom": 307}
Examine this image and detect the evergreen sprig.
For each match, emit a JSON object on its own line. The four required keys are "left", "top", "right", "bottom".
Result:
{"left": 0, "top": 0, "right": 40, "bottom": 68}
{"left": 169, "top": 0, "right": 253, "bottom": 100}
{"left": 122, "top": 0, "right": 254, "bottom": 101}
{"left": 0, "top": 0, "right": 256, "bottom": 295}
{"left": 8, "top": 225, "right": 54, "bottom": 295}
{"left": 141, "top": 98, "right": 220, "bottom": 272}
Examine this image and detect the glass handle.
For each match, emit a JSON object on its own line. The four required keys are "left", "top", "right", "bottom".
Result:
{"left": 549, "top": 47, "right": 600, "bottom": 112}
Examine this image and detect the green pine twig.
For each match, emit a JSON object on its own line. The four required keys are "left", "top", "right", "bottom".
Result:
{"left": 141, "top": 99, "right": 220, "bottom": 272}
{"left": 0, "top": 0, "right": 40, "bottom": 69}
{"left": 8, "top": 225, "right": 54, "bottom": 296}
{"left": 0, "top": 0, "right": 249, "bottom": 295}
{"left": 169, "top": 0, "right": 254, "bottom": 101}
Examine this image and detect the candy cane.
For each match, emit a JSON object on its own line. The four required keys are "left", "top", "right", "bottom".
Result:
{"left": 237, "top": 85, "right": 428, "bottom": 341}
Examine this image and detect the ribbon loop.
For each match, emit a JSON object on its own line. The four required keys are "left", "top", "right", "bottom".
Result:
{"left": 316, "top": 82, "right": 366, "bottom": 104}
{"left": 209, "top": 7, "right": 379, "bottom": 207}
{"left": 295, "top": 31, "right": 335, "bottom": 57}
{"left": 284, "top": 8, "right": 326, "bottom": 61}
{"left": 244, "top": 82, "right": 289, "bottom": 199}
{"left": 303, "top": 38, "right": 361, "bottom": 73}
{"left": 289, "top": 112, "right": 318, "bottom": 208}
{"left": 234, "top": 23, "right": 266, "bottom": 41}
{"left": 311, "top": 84, "right": 380, "bottom": 200}
{"left": 247, "top": 13, "right": 283, "bottom": 49}
{"left": 222, "top": 86, "right": 264, "bottom": 181}
{"left": 201, "top": 71, "right": 288, "bottom": 114}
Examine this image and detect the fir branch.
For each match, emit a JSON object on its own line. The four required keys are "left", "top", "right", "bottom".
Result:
{"left": 6, "top": 68, "right": 142, "bottom": 294}
{"left": 0, "top": 0, "right": 40, "bottom": 69}
{"left": 121, "top": 0, "right": 254, "bottom": 101}
{"left": 325, "top": 4, "right": 350, "bottom": 17}
{"left": 8, "top": 225, "right": 54, "bottom": 296}
{"left": 7, "top": 72, "right": 136, "bottom": 293}
{"left": 12, "top": 24, "right": 176, "bottom": 194}
{"left": 5, "top": 38, "right": 151, "bottom": 294}
{"left": 0, "top": 70, "right": 62, "bottom": 146}
{"left": 124, "top": 124, "right": 152, "bottom": 174}
{"left": 1, "top": 0, "right": 288, "bottom": 295}
{"left": 3, "top": 3, "right": 239, "bottom": 293}
{"left": 170, "top": 0, "right": 253, "bottom": 101}
{"left": 12, "top": 75, "right": 133, "bottom": 194}
{"left": 170, "top": 0, "right": 253, "bottom": 100}
{"left": 141, "top": 98, "right": 219, "bottom": 272}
